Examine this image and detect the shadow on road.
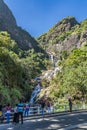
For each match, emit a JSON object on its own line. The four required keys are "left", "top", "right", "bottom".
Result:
{"left": 0, "top": 112, "right": 87, "bottom": 130}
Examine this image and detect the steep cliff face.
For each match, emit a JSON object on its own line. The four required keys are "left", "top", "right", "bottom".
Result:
{"left": 0, "top": 0, "right": 39, "bottom": 50}
{"left": 37, "top": 17, "right": 87, "bottom": 59}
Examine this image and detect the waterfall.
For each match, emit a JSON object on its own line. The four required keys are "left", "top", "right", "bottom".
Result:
{"left": 29, "top": 83, "right": 41, "bottom": 104}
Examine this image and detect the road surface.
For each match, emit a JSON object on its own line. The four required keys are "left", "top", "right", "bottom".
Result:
{"left": 0, "top": 112, "right": 87, "bottom": 130}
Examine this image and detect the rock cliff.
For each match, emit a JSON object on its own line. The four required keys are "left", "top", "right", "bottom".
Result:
{"left": 0, "top": 0, "right": 39, "bottom": 50}
{"left": 37, "top": 17, "right": 87, "bottom": 59}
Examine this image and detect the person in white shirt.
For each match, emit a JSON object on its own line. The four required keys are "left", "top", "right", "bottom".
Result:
{"left": 13, "top": 104, "right": 18, "bottom": 124}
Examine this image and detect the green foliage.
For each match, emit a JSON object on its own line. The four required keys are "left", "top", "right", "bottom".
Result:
{"left": 73, "top": 19, "right": 87, "bottom": 34}
{"left": 61, "top": 50, "right": 68, "bottom": 60}
{"left": 0, "top": 31, "right": 20, "bottom": 53}
{"left": 53, "top": 31, "right": 73, "bottom": 43}
{"left": 49, "top": 46, "right": 87, "bottom": 101}
{"left": 81, "top": 19, "right": 87, "bottom": 31}
{"left": 0, "top": 82, "right": 22, "bottom": 105}
{"left": 37, "top": 17, "right": 87, "bottom": 104}
{"left": 0, "top": 31, "right": 46, "bottom": 105}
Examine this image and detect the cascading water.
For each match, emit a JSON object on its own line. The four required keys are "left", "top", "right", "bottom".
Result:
{"left": 29, "top": 83, "right": 41, "bottom": 104}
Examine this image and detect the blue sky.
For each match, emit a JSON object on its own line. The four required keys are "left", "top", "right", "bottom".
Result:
{"left": 4, "top": 0, "right": 87, "bottom": 37}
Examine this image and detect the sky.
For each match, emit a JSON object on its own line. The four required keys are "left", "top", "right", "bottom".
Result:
{"left": 4, "top": 0, "right": 87, "bottom": 37}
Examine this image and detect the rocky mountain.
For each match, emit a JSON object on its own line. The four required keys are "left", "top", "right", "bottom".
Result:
{"left": 0, "top": 0, "right": 39, "bottom": 50}
{"left": 37, "top": 17, "right": 87, "bottom": 103}
{"left": 37, "top": 16, "right": 87, "bottom": 60}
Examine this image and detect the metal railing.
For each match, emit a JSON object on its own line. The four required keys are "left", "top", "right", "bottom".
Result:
{"left": 23, "top": 103, "right": 87, "bottom": 116}
{"left": 0, "top": 103, "right": 87, "bottom": 124}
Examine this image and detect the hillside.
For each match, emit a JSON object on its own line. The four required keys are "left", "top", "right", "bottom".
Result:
{"left": 37, "top": 17, "right": 87, "bottom": 104}
{"left": 0, "top": 0, "right": 48, "bottom": 105}
{"left": 1, "top": 0, "right": 87, "bottom": 106}
{"left": 37, "top": 16, "right": 87, "bottom": 61}
{"left": 0, "top": 0, "right": 39, "bottom": 51}
{"left": 0, "top": 31, "right": 47, "bottom": 105}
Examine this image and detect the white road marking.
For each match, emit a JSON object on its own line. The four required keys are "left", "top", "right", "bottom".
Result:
{"left": 58, "top": 123, "right": 87, "bottom": 130}
{"left": 7, "top": 128, "right": 14, "bottom": 130}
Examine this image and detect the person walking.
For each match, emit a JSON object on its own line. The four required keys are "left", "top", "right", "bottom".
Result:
{"left": 41, "top": 99, "right": 46, "bottom": 117}
{"left": 68, "top": 98, "right": 73, "bottom": 112}
{"left": 6, "top": 103, "right": 11, "bottom": 123}
{"left": 17, "top": 100, "right": 24, "bottom": 124}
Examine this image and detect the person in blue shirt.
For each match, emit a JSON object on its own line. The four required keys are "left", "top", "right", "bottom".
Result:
{"left": 17, "top": 100, "right": 24, "bottom": 124}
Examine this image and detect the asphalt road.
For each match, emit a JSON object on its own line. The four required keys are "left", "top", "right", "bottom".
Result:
{"left": 0, "top": 112, "right": 87, "bottom": 130}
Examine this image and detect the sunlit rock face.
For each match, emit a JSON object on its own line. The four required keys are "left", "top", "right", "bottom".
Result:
{"left": 37, "top": 17, "right": 87, "bottom": 60}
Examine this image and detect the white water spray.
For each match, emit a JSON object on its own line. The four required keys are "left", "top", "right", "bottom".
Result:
{"left": 29, "top": 83, "right": 41, "bottom": 104}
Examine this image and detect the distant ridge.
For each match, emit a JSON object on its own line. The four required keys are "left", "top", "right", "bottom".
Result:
{"left": 0, "top": 0, "right": 39, "bottom": 51}
{"left": 37, "top": 16, "right": 87, "bottom": 59}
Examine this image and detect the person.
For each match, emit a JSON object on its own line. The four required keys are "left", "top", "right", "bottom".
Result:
{"left": 81, "top": 97, "right": 85, "bottom": 109}
{"left": 17, "top": 100, "right": 24, "bottom": 124}
{"left": 41, "top": 99, "right": 46, "bottom": 117}
{"left": 68, "top": 98, "right": 72, "bottom": 112}
{"left": 24, "top": 102, "right": 30, "bottom": 116}
{"left": 6, "top": 103, "right": 11, "bottom": 123}
{"left": 47, "top": 101, "right": 51, "bottom": 113}
{"left": 0, "top": 103, "right": 3, "bottom": 123}
{"left": 0, "top": 103, "right": 2, "bottom": 116}
{"left": 13, "top": 104, "right": 18, "bottom": 124}
{"left": 1, "top": 106, "right": 6, "bottom": 123}
{"left": 50, "top": 102, "right": 54, "bottom": 113}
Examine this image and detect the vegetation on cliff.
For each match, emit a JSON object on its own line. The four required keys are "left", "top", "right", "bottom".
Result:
{"left": 37, "top": 17, "right": 87, "bottom": 104}
{"left": 0, "top": 31, "right": 46, "bottom": 105}
{"left": 1, "top": 0, "right": 87, "bottom": 106}
{"left": 40, "top": 43, "right": 87, "bottom": 105}
{"left": 37, "top": 17, "right": 87, "bottom": 61}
